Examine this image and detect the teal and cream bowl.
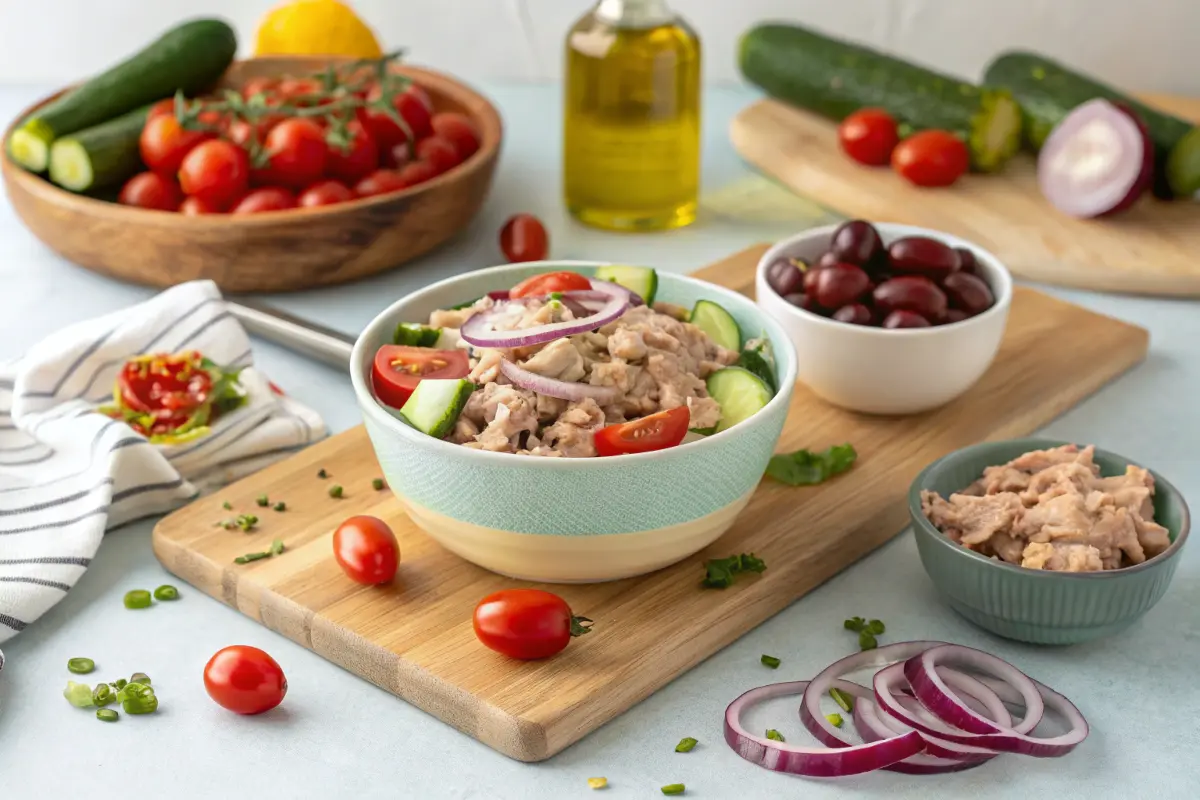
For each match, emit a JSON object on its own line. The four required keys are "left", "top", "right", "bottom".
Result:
{"left": 909, "top": 438, "right": 1191, "bottom": 645}
{"left": 351, "top": 262, "right": 797, "bottom": 583}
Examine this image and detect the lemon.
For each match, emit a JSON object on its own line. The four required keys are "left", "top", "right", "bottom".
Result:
{"left": 254, "top": 0, "right": 383, "bottom": 59}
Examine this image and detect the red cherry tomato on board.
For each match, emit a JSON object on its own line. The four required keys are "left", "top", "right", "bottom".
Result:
{"left": 509, "top": 270, "right": 591, "bottom": 299}
{"left": 178, "top": 140, "right": 250, "bottom": 208}
{"left": 255, "top": 118, "right": 328, "bottom": 189}
{"left": 118, "top": 172, "right": 183, "bottom": 211}
{"left": 140, "top": 114, "right": 212, "bottom": 176}
{"left": 891, "top": 130, "right": 971, "bottom": 187}
{"left": 414, "top": 135, "right": 462, "bottom": 175}
{"left": 430, "top": 112, "right": 480, "bottom": 160}
{"left": 473, "top": 589, "right": 592, "bottom": 660}
{"left": 838, "top": 108, "right": 900, "bottom": 167}
{"left": 371, "top": 345, "right": 470, "bottom": 408}
{"left": 593, "top": 406, "right": 690, "bottom": 457}
{"left": 298, "top": 180, "right": 355, "bottom": 208}
{"left": 232, "top": 187, "right": 297, "bottom": 214}
{"left": 333, "top": 515, "right": 400, "bottom": 585}
{"left": 499, "top": 213, "right": 549, "bottom": 263}
{"left": 203, "top": 645, "right": 287, "bottom": 715}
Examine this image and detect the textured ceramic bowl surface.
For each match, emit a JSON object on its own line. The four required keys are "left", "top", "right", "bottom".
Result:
{"left": 755, "top": 223, "right": 1013, "bottom": 415}
{"left": 351, "top": 261, "right": 797, "bottom": 583}
{"left": 910, "top": 439, "right": 1190, "bottom": 645}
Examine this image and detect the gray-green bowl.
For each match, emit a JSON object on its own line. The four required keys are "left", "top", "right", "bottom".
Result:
{"left": 908, "top": 438, "right": 1190, "bottom": 645}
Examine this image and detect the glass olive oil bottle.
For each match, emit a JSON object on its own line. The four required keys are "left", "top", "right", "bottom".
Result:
{"left": 564, "top": 0, "right": 701, "bottom": 231}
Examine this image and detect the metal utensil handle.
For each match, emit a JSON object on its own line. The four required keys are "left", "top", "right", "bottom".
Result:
{"left": 227, "top": 299, "right": 356, "bottom": 372}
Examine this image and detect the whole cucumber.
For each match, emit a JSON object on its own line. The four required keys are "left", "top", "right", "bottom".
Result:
{"left": 739, "top": 23, "right": 1023, "bottom": 172}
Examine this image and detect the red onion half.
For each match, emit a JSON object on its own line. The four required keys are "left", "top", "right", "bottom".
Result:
{"left": 499, "top": 358, "right": 620, "bottom": 405}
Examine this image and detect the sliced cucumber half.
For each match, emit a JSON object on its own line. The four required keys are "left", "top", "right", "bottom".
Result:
{"left": 690, "top": 299, "right": 742, "bottom": 351}
{"left": 594, "top": 264, "right": 658, "bottom": 304}
{"left": 706, "top": 367, "right": 773, "bottom": 433}
{"left": 399, "top": 379, "right": 474, "bottom": 439}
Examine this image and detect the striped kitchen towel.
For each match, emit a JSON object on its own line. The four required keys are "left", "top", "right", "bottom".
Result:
{"left": 0, "top": 280, "right": 327, "bottom": 663}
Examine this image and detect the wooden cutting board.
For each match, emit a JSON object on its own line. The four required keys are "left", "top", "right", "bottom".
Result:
{"left": 731, "top": 94, "right": 1200, "bottom": 297}
{"left": 152, "top": 245, "right": 1148, "bottom": 762}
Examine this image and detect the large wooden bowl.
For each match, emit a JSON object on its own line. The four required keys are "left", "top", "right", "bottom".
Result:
{"left": 0, "top": 58, "right": 502, "bottom": 292}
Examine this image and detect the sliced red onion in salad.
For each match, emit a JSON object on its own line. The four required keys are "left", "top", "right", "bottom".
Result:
{"left": 499, "top": 358, "right": 621, "bottom": 405}
{"left": 588, "top": 278, "right": 644, "bottom": 306}
{"left": 460, "top": 293, "right": 628, "bottom": 349}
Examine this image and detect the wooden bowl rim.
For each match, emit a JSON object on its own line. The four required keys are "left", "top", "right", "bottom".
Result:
{"left": 0, "top": 60, "right": 503, "bottom": 226}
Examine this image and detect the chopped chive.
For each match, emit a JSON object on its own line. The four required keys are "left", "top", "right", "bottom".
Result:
{"left": 826, "top": 712, "right": 844, "bottom": 728}
{"left": 96, "top": 708, "right": 119, "bottom": 722}
{"left": 235, "top": 514, "right": 258, "bottom": 532}
{"left": 222, "top": 501, "right": 232, "bottom": 510}
{"left": 760, "top": 654, "right": 781, "bottom": 669}
{"left": 130, "top": 672, "right": 151, "bottom": 685}
{"left": 153, "top": 584, "right": 179, "bottom": 601}
{"left": 256, "top": 494, "right": 269, "bottom": 507}
{"left": 587, "top": 777, "right": 608, "bottom": 790}
{"left": 661, "top": 784, "right": 685, "bottom": 796}
{"left": 269, "top": 538, "right": 285, "bottom": 556}
{"left": 372, "top": 478, "right": 385, "bottom": 491}
{"left": 674, "top": 736, "right": 698, "bottom": 753}
{"left": 273, "top": 501, "right": 286, "bottom": 512}
{"left": 123, "top": 589, "right": 152, "bottom": 609}
{"left": 328, "top": 484, "right": 343, "bottom": 498}
{"left": 63, "top": 681, "right": 94, "bottom": 708}
{"left": 766, "top": 729, "right": 785, "bottom": 742}
{"left": 317, "top": 468, "right": 328, "bottom": 479}
{"left": 67, "top": 657, "right": 95, "bottom": 674}
{"left": 830, "top": 687, "right": 854, "bottom": 712}
{"left": 234, "top": 551, "right": 271, "bottom": 564}
{"left": 92, "top": 683, "right": 116, "bottom": 707}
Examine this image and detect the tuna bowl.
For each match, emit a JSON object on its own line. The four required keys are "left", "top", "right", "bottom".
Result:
{"left": 909, "top": 439, "right": 1190, "bottom": 645}
{"left": 350, "top": 262, "right": 797, "bottom": 583}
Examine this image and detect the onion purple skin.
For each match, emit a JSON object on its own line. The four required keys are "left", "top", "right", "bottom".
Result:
{"left": 1102, "top": 102, "right": 1156, "bottom": 217}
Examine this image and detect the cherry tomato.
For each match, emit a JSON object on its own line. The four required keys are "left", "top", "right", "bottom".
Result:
{"left": 140, "top": 115, "right": 211, "bottom": 176}
{"left": 838, "top": 108, "right": 900, "bottom": 167}
{"left": 593, "top": 406, "right": 690, "bottom": 457}
{"left": 354, "top": 168, "right": 409, "bottom": 198}
{"left": 509, "top": 270, "right": 590, "bottom": 299}
{"left": 430, "top": 112, "right": 480, "bottom": 160}
{"left": 226, "top": 114, "right": 285, "bottom": 149}
{"left": 333, "top": 515, "right": 400, "bottom": 585}
{"left": 255, "top": 118, "right": 328, "bottom": 189}
{"left": 298, "top": 180, "right": 355, "bottom": 208}
{"left": 415, "top": 135, "right": 462, "bottom": 175}
{"left": 361, "top": 83, "right": 433, "bottom": 151}
{"left": 118, "top": 172, "right": 183, "bottom": 211}
{"left": 473, "top": 589, "right": 591, "bottom": 661}
{"left": 499, "top": 213, "right": 549, "bottom": 263}
{"left": 179, "top": 195, "right": 222, "bottom": 215}
{"left": 276, "top": 77, "right": 324, "bottom": 103}
{"left": 382, "top": 141, "right": 414, "bottom": 169}
{"left": 371, "top": 345, "right": 470, "bottom": 408}
{"left": 203, "top": 645, "right": 287, "bottom": 715}
{"left": 324, "top": 119, "right": 378, "bottom": 184}
{"left": 146, "top": 98, "right": 177, "bottom": 121}
{"left": 178, "top": 140, "right": 250, "bottom": 207}
{"left": 232, "top": 187, "right": 297, "bottom": 214}
{"left": 396, "top": 160, "right": 438, "bottom": 188}
{"left": 241, "top": 76, "right": 280, "bottom": 100}
{"left": 891, "top": 130, "right": 970, "bottom": 188}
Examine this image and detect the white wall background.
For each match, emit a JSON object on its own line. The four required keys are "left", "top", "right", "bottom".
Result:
{"left": 0, "top": 0, "right": 1197, "bottom": 95}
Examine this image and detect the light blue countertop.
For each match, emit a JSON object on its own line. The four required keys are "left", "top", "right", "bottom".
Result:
{"left": 1, "top": 83, "right": 1197, "bottom": 799}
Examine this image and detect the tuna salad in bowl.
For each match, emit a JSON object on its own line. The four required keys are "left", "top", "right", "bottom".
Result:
{"left": 351, "top": 262, "right": 797, "bottom": 582}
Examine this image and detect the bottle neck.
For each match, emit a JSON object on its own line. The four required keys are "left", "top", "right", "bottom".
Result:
{"left": 594, "top": 0, "right": 675, "bottom": 27}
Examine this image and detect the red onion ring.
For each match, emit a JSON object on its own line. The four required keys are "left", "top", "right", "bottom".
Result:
{"left": 589, "top": 278, "right": 644, "bottom": 306}
{"left": 460, "top": 294, "right": 628, "bottom": 349}
{"left": 499, "top": 358, "right": 620, "bottom": 405}
{"left": 725, "top": 680, "right": 926, "bottom": 777}
{"left": 486, "top": 290, "right": 510, "bottom": 301}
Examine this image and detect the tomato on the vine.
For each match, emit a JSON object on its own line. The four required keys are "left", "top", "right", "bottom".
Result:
{"left": 509, "top": 270, "right": 589, "bottom": 298}
{"left": 325, "top": 119, "right": 378, "bottom": 184}
{"left": 838, "top": 108, "right": 900, "bottom": 167}
{"left": 396, "top": 160, "right": 438, "bottom": 188}
{"left": 255, "top": 118, "right": 328, "bottom": 189}
{"left": 382, "top": 141, "right": 414, "bottom": 169}
{"left": 179, "top": 195, "right": 221, "bottom": 215}
{"left": 473, "top": 589, "right": 592, "bottom": 660}
{"left": 118, "top": 172, "right": 183, "bottom": 211}
{"left": 298, "top": 180, "right": 355, "bottom": 207}
{"left": 178, "top": 140, "right": 250, "bottom": 207}
{"left": 140, "top": 115, "right": 211, "bottom": 176}
{"left": 146, "top": 98, "right": 177, "bottom": 122}
{"left": 354, "top": 168, "right": 409, "bottom": 198}
{"left": 891, "top": 130, "right": 970, "bottom": 188}
{"left": 361, "top": 83, "right": 433, "bottom": 151}
{"left": 241, "top": 76, "right": 281, "bottom": 100}
{"left": 499, "top": 213, "right": 549, "bottom": 263}
{"left": 415, "top": 135, "right": 461, "bottom": 175}
{"left": 276, "top": 77, "right": 324, "bottom": 103}
{"left": 203, "top": 645, "right": 287, "bottom": 715}
{"left": 430, "top": 112, "right": 480, "bottom": 160}
{"left": 232, "top": 187, "right": 297, "bottom": 214}
{"left": 333, "top": 515, "right": 400, "bottom": 585}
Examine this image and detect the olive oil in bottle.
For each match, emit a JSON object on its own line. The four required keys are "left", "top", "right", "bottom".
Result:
{"left": 563, "top": 0, "right": 701, "bottom": 231}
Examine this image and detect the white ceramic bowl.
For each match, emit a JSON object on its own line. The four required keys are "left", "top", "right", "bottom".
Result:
{"left": 755, "top": 223, "right": 1013, "bottom": 415}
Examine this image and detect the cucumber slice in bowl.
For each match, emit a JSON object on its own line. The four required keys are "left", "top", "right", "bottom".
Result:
{"left": 398, "top": 379, "right": 475, "bottom": 439}
{"left": 690, "top": 299, "right": 742, "bottom": 351}
{"left": 706, "top": 367, "right": 773, "bottom": 433}
{"left": 594, "top": 265, "right": 658, "bottom": 304}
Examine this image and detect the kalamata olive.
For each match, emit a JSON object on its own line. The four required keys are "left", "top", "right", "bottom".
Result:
{"left": 887, "top": 236, "right": 961, "bottom": 279}
{"left": 954, "top": 247, "right": 978, "bottom": 276}
{"left": 815, "top": 251, "right": 841, "bottom": 270}
{"left": 783, "top": 292, "right": 820, "bottom": 313}
{"left": 814, "top": 263, "right": 871, "bottom": 309}
{"left": 942, "top": 272, "right": 994, "bottom": 315}
{"left": 832, "top": 303, "right": 873, "bottom": 325}
{"left": 943, "top": 309, "right": 970, "bottom": 324}
{"left": 829, "top": 220, "right": 884, "bottom": 267}
{"left": 873, "top": 276, "right": 948, "bottom": 321}
{"left": 882, "top": 310, "right": 932, "bottom": 329}
{"left": 802, "top": 266, "right": 824, "bottom": 294}
{"left": 768, "top": 259, "right": 805, "bottom": 296}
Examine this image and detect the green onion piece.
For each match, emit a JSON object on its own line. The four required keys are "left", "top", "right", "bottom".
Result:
{"left": 830, "top": 687, "right": 854, "bottom": 713}
{"left": 661, "top": 784, "right": 685, "bottom": 796}
{"left": 674, "top": 736, "right": 698, "bottom": 753}
{"left": 222, "top": 501, "right": 232, "bottom": 510}
{"left": 372, "top": 478, "right": 385, "bottom": 491}
{"left": 766, "top": 729, "right": 785, "bottom": 742}
{"left": 111, "top": 678, "right": 127, "bottom": 690}
{"left": 256, "top": 494, "right": 269, "bottom": 507}
{"left": 64, "top": 681, "right": 94, "bottom": 708}
{"left": 130, "top": 672, "right": 151, "bottom": 685}
{"left": 96, "top": 708, "right": 119, "bottom": 722}
{"left": 328, "top": 484, "right": 343, "bottom": 498}
{"left": 317, "top": 468, "right": 328, "bottom": 479}
{"left": 859, "top": 631, "right": 878, "bottom": 651}
{"left": 760, "top": 654, "right": 781, "bottom": 669}
{"left": 153, "top": 585, "right": 179, "bottom": 601}
{"left": 92, "top": 683, "right": 116, "bottom": 707}
{"left": 826, "top": 712, "right": 844, "bottom": 728}
{"left": 123, "top": 589, "right": 152, "bottom": 609}
{"left": 273, "top": 501, "right": 286, "bottom": 512}
{"left": 269, "top": 538, "right": 285, "bottom": 556}
{"left": 122, "top": 691, "right": 159, "bottom": 715}
{"left": 236, "top": 514, "right": 258, "bottom": 532}
{"left": 866, "top": 619, "right": 885, "bottom": 635}
{"left": 843, "top": 616, "right": 866, "bottom": 632}
{"left": 67, "top": 657, "right": 95, "bottom": 674}
{"left": 234, "top": 551, "right": 271, "bottom": 564}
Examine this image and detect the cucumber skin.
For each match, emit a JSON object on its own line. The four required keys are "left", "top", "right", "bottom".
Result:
{"left": 739, "top": 23, "right": 1022, "bottom": 171}
{"left": 984, "top": 51, "right": 1195, "bottom": 197}
{"left": 23, "top": 19, "right": 236, "bottom": 141}
{"left": 51, "top": 105, "right": 151, "bottom": 191}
